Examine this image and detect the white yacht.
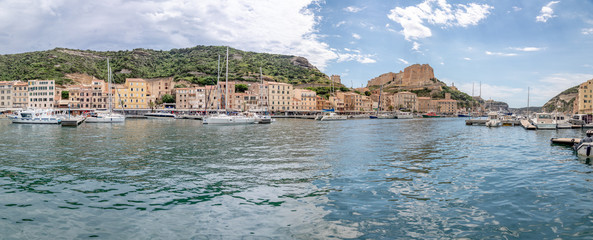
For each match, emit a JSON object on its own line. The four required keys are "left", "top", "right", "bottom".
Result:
{"left": 202, "top": 47, "right": 255, "bottom": 125}
{"left": 144, "top": 112, "right": 176, "bottom": 119}
{"left": 531, "top": 113, "right": 556, "bottom": 130}
{"left": 485, "top": 112, "right": 501, "bottom": 127}
{"left": 10, "top": 109, "right": 62, "bottom": 124}
{"left": 318, "top": 112, "right": 347, "bottom": 121}
{"left": 86, "top": 58, "right": 125, "bottom": 123}
{"left": 203, "top": 112, "right": 256, "bottom": 125}
{"left": 396, "top": 111, "right": 414, "bottom": 119}
{"left": 554, "top": 114, "right": 572, "bottom": 129}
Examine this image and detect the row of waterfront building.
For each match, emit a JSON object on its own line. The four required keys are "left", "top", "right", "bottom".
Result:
{"left": 0, "top": 77, "right": 465, "bottom": 114}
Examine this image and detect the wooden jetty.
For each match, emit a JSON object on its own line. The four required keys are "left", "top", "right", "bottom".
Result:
{"left": 61, "top": 118, "right": 85, "bottom": 127}
{"left": 520, "top": 120, "right": 536, "bottom": 130}
{"left": 551, "top": 138, "right": 581, "bottom": 146}
{"left": 125, "top": 115, "right": 147, "bottom": 119}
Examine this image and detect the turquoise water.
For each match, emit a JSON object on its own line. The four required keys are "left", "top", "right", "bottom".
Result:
{"left": 1, "top": 118, "right": 592, "bottom": 239}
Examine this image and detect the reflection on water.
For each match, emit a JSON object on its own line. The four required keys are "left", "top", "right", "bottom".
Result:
{"left": 1, "top": 118, "right": 593, "bottom": 238}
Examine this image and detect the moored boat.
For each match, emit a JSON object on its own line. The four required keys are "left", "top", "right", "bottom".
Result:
{"left": 485, "top": 112, "right": 501, "bottom": 127}
{"left": 145, "top": 112, "right": 176, "bottom": 118}
{"left": 10, "top": 109, "right": 62, "bottom": 124}
{"left": 531, "top": 113, "right": 556, "bottom": 130}
{"left": 422, "top": 112, "right": 442, "bottom": 118}
{"left": 396, "top": 111, "right": 414, "bottom": 119}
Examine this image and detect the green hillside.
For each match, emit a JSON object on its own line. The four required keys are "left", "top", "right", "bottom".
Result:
{"left": 0, "top": 46, "right": 329, "bottom": 85}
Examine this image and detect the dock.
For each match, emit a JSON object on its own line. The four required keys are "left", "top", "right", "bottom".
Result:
{"left": 520, "top": 120, "right": 536, "bottom": 130}
{"left": 551, "top": 138, "right": 580, "bottom": 146}
{"left": 61, "top": 118, "right": 85, "bottom": 127}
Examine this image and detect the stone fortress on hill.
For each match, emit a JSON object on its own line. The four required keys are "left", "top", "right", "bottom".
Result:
{"left": 366, "top": 64, "right": 437, "bottom": 91}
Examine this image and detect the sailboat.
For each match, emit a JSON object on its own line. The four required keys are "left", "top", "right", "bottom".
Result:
{"left": 202, "top": 47, "right": 256, "bottom": 125}
{"left": 86, "top": 58, "right": 125, "bottom": 123}
{"left": 253, "top": 67, "right": 272, "bottom": 124}
{"left": 370, "top": 85, "right": 394, "bottom": 119}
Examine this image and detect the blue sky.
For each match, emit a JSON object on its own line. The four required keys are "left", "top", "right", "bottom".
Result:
{"left": 1, "top": 0, "right": 593, "bottom": 107}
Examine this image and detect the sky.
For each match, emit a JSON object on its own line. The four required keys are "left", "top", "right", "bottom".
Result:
{"left": 1, "top": 0, "right": 593, "bottom": 107}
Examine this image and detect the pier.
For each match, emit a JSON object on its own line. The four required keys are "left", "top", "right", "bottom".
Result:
{"left": 551, "top": 138, "right": 581, "bottom": 146}
{"left": 520, "top": 120, "right": 536, "bottom": 130}
{"left": 61, "top": 118, "right": 85, "bottom": 127}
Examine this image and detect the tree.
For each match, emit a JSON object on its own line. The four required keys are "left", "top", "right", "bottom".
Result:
{"left": 148, "top": 100, "right": 156, "bottom": 112}
{"left": 61, "top": 91, "right": 69, "bottom": 99}
{"left": 235, "top": 84, "right": 248, "bottom": 93}
{"left": 161, "top": 94, "right": 175, "bottom": 103}
{"left": 364, "top": 91, "right": 371, "bottom": 96}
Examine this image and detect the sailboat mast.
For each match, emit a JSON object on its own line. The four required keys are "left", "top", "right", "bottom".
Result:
{"left": 527, "top": 87, "right": 530, "bottom": 118}
{"left": 216, "top": 54, "right": 220, "bottom": 110}
{"left": 107, "top": 58, "right": 112, "bottom": 113}
{"left": 259, "top": 67, "right": 263, "bottom": 111}
{"left": 225, "top": 47, "right": 229, "bottom": 111}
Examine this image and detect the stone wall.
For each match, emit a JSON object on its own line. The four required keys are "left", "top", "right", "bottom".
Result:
{"left": 401, "top": 64, "right": 434, "bottom": 87}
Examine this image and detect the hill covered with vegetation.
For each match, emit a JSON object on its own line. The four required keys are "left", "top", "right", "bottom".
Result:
{"left": 0, "top": 46, "right": 329, "bottom": 86}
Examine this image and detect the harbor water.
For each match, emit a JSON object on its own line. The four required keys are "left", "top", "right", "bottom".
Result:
{"left": 1, "top": 118, "right": 593, "bottom": 239}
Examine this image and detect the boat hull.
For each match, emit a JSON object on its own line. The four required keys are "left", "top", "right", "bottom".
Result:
{"left": 535, "top": 123, "right": 557, "bottom": 130}
{"left": 203, "top": 115, "right": 256, "bottom": 125}
{"left": 576, "top": 143, "right": 593, "bottom": 157}
{"left": 11, "top": 118, "right": 61, "bottom": 124}
{"left": 86, "top": 115, "right": 125, "bottom": 123}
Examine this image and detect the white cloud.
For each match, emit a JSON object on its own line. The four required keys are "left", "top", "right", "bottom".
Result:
{"left": 0, "top": 0, "right": 338, "bottom": 70}
{"left": 485, "top": 51, "right": 518, "bottom": 57}
{"left": 412, "top": 42, "right": 421, "bottom": 51}
{"left": 536, "top": 1, "right": 560, "bottom": 23}
{"left": 352, "top": 33, "right": 361, "bottom": 40}
{"left": 335, "top": 21, "right": 346, "bottom": 28}
{"left": 463, "top": 57, "right": 471, "bottom": 61}
{"left": 398, "top": 58, "right": 409, "bottom": 64}
{"left": 530, "top": 73, "right": 593, "bottom": 105}
{"left": 458, "top": 82, "right": 523, "bottom": 102}
{"left": 337, "top": 48, "right": 376, "bottom": 64}
{"left": 582, "top": 28, "right": 593, "bottom": 35}
{"left": 512, "top": 6, "right": 522, "bottom": 12}
{"left": 344, "top": 6, "right": 364, "bottom": 13}
{"left": 509, "top": 47, "right": 543, "bottom": 52}
{"left": 387, "top": 0, "right": 493, "bottom": 41}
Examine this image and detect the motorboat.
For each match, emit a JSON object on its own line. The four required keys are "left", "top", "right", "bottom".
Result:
{"left": 254, "top": 113, "right": 273, "bottom": 124}
{"left": 422, "top": 112, "right": 442, "bottom": 118}
{"left": 554, "top": 114, "right": 572, "bottom": 129}
{"left": 318, "top": 112, "right": 347, "bottom": 121}
{"left": 203, "top": 112, "right": 256, "bottom": 125}
{"left": 145, "top": 112, "right": 176, "bottom": 118}
{"left": 396, "top": 111, "right": 414, "bottom": 119}
{"left": 531, "top": 113, "right": 556, "bottom": 130}
{"left": 576, "top": 142, "right": 593, "bottom": 157}
{"left": 10, "top": 109, "right": 62, "bottom": 124}
{"left": 485, "top": 112, "right": 501, "bottom": 127}
{"left": 86, "top": 111, "right": 125, "bottom": 123}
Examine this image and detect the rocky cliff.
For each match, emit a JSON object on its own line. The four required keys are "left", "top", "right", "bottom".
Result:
{"left": 542, "top": 85, "right": 578, "bottom": 113}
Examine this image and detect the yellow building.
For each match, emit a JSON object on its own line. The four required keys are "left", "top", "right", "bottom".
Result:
{"left": 578, "top": 79, "right": 593, "bottom": 114}
{"left": 293, "top": 88, "right": 317, "bottom": 111}
{"left": 267, "top": 82, "right": 293, "bottom": 112}
{"left": 114, "top": 78, "right": 148, "bottom": 109}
